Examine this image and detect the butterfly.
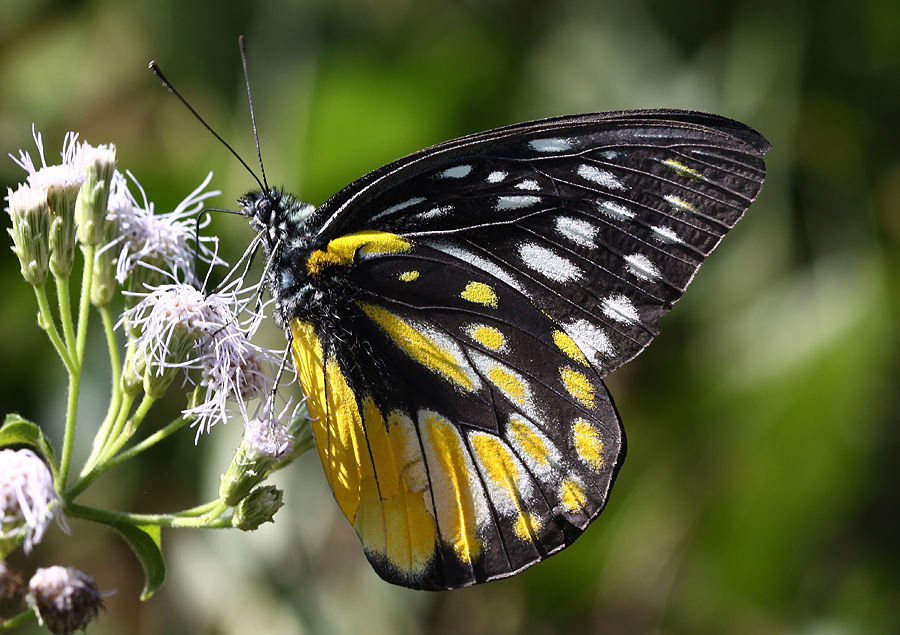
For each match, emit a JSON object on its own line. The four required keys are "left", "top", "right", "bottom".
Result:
{"left": 239, "top": 109, "right": 770, "bottom": 590}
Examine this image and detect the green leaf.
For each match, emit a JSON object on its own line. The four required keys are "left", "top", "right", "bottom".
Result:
{"left": 0, "top": 413, "right": 59, "bottom": 484}
{"left": 111, "top": 524, "right": 166, "bottom": 600}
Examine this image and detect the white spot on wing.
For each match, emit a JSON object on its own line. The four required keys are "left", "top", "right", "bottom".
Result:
{"left": 417, "top": 205, "right": 452, "bottom": 220}
{"left": 601, "top": 294, "right": 640, "bottom": 324}
{"left": 440, "top": 164, "right": 473, "bottom": 179}
{"left": 487, "top": 171, "right": 507, "bottom": 183}
{"left": 564, "top": 318, "right": 616, "bottom": 361}
{"left": 515, "top": 179, "right": 540, "bottom": 191}
{"left": 624, "top": 253, "right": 661, "bottom": 281}
{"left": 664, "top": 194, "right": 696, "bottom": 212}
{"left": 518, "top": 243, "right": 582, "bottom": 282}
{"left": 529, "top": 138, "right": 573, "bottom": 152}
{"left": 651, "top": 225, "right": 683, "bottom": 243}
{"left": 429, "top": 241, "right": 527, "bottom": 294}
{"left": 554, "top": 216, "right": 598, "bottom": 248}
{"left": 577, "top": 164, "right": 626, "bottom": 191}
{"left": 496, "top": 195, "right": 541, "bottom": 210}
{"left": 600, "top": 150, "right": 621, "bottom": 160}
{"left": 371, "top": 196, "right": 426, "bottom": 221}
{"left": 599, "top": 200, "right": 636, "bottom": 220}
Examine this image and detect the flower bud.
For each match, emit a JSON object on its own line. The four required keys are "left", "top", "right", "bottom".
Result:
{"left": 26, "top": 566, "right": 103, "bottom": 635}
{"left": 5, "top": 184, "right": 51, "bottom": 287}
{"left": 232, "top": 485, "right": 284, "bottom": 531}
{"left": 219, "top": 417, "right": 292, "bottom": 506}
{"left": 0, "top": 560, "right": 23, "bottom": 602}
{"left": 75, "top": 143, "right": 116, "bottom": 246}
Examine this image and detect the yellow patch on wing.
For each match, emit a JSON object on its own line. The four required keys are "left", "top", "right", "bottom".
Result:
{"left": 560, "top": 478, "right": 587, "bottom": 512}
{"left": 488, "top": 366, "right": 527, "bottom": 405}
{"left": 306, "top": 230, "right": 412, "bottom": 277}
{"left": 559, "top": 366, "right": 595, "bottom": 408}
{"left": 552, "top": 329, "right": 588, "bottom": 366}
{"left": 472, "top": 433, "right": 538, "bottom": 543}
{"left": 398, "top": 270, "right": 420, "bottom": 282}
{"left": 290, "top": 320, "right": 436, "bottom": 576}
{"left": 467, "top": 324, "right": 506, "bottom": 351}
{"left": 420, "top": 411, "right": 483, "bottom": 563}
{"left": 662, "top": 158, "right": 704, "bottom": 181}
{"left": 508, "top": 417, "right": 550, "bottom": 467}
{"left": 573, "top": 419, "right": 604, "bottom": 470}
{"left": 460, "top": 281, "right": 498, "bottom": 307}
{"left": 513, "top": 513, "right": 542, "bottom": 541}
{"left": 359, "top": 302, "right": 476, "bottom": 391}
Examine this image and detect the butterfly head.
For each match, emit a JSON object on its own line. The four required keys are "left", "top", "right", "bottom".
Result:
{"left": 239, "top": 189, "right": 316, "bottom": 247}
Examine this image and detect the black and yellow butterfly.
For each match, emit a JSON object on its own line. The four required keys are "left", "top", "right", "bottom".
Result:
{"left": 239, "top": 110, "right": 769, "bottom": 590}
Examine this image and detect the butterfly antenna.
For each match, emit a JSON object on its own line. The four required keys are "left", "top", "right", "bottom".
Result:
{"left": 238, "top": 35, "right": 270, "bottom": 192}
{"left": 148, "top": 60, "right": 266, "bottom": 192}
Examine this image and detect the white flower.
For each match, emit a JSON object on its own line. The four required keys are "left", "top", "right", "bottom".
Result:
{"left": 0, "top": 448, "right": 63, "bottom": 554}
{"left": 242, "top": 416, "right": 293, "bottom": 460}
{"left": 26, "top": 566, "right": 104, "bottom": 635}
{"left": 108, "top": 170, "right": 223, "bottom": 287}
{"left": 9, "top": 125, "right": 82, "bottom": 189}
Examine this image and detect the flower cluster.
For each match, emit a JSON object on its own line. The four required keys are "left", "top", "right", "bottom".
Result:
{"left": 1, "top": 127, "right": 312, "bottom": 630}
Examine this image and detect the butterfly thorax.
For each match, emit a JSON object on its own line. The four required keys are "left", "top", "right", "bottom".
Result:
{"left": 239, "top": 189, "right": 322, "bottom": 329}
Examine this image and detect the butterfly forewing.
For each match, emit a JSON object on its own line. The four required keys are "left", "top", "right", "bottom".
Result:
{"left": 280, "top": 110, "right": 768, "bottom": 589}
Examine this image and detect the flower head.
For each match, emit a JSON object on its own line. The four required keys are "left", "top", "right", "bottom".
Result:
{"left": 0, "top": 448, "right": 63, "bottom": 555}
{"left": 232, "top": 485, "right": 284, "bottom": 531}
{"left": 5, "top": 183, "right": 51, "bottom": 286}
{"left": 109, "top": 170, "right": 223, "bottom": 298}
{"left": 74, "top": 141, "right": 116, "bottom": 247}
{"left": 26, "top": 566, "right": 104, "bottom": 635}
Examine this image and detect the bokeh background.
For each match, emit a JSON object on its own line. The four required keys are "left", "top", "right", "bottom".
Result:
{"left": 1, "top": 0, "right": 898, "bottom": 633}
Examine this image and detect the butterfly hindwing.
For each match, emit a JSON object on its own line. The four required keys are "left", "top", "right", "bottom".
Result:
{"left": 275, "top": 110, "right": 769, "bottom": 590}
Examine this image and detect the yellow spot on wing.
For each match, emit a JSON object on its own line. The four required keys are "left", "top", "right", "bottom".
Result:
{"left": 306, "top": 230, "right": 412, "bottom": 277}
{"left": 560, "top": 478, "right": 587, "bottom": 512}
{"left": 472, "top": 433, "right": 539, "bottom": 543}
{"left": 508, "top": 417, "right": 550, "bottom": 467}
{"left": 560, "top": 366, "right": 595, "bottom": 408}
{"left": 573, "top": 419, "right": 604, "bottom": 470}
{"left": 461, "top": 281, "right": 498, "bottom": 307}
{"left": 662, "top": 158, "right": 704, "bottom": 181}
{"left": 359, "top": 302, "right": 476, "bottom": 391}
{"left": 552, "top": 329, "right": 588, "bottom": 366}
{"left": 468, "top": 324, "right": 506, "bottom": 351}
{"left": 514, "top": 513, "right": 542, "bottom": 541}
{"left": 421, "top": 412, "right": 482, "bottom": 563}
{"left": 398, "top": 270, "right": 419, "bottom": 282}
{"left": 488, "top": 366, "right": 527, "bottom": 405}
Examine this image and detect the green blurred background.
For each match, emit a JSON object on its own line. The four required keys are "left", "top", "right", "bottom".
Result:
{"left": 1, "top": 0, "right": 898, "bottom": 633}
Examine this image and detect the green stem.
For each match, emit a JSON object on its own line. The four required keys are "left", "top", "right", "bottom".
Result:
{"left": 0, "top": 610, "right": 36, "bottom": 631}
{"left": 58, "top": 362, "right": 81, "bottom": 489}
{"left": 32, "top": 284, "right": 73, "bottom": 372}
{"left": 82, "top": 308, "right": 124, "bottom": 474}
{"left": 175, "top": 500, "right": 223, "bottom": 517}
{"left": 58, "top": 247, "right": 95, "bottom": 488}
{"left": 67, "top": 502, "right": 232, "bottom": 529}
{"left": 68, "top": 391, "right": 137, "bottom": 498}
{"left": 102, "top": 414, "right": 190, "bottom": 471}
{"left": 54, "top": 272, "right": 77, "bottom": 361}
{"left": 100, "top": 393, "right": 156, "bottom": 462}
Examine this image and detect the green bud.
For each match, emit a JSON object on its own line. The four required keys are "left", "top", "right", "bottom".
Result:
{"left": 89, "top": 217, "right": 120, "bottom": 307}
{"left": 232, "top": 485, "right": 284, "bottom": 531}
{"left": 75, "top": 144, "right": 116, "bottom": 246}
{"left": 46, "top": 179, "right": 81, "bottom": 277}
{"left": 6, "top": 184, "right": 51, "bottom": 286}
{"left": 121, "top": 346, "right": 145, "bottom": 397}
{"left": 142, "top": 323, "right": 197, "bottom": 399}
{"left": 220, "top": 418, "right": 293, "bottom": 506}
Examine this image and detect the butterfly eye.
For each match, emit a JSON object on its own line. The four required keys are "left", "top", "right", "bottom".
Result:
{"left": 254, "top": 197, "right": 273, "bottom": 224}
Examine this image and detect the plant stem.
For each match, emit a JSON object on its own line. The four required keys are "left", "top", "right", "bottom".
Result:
{"left": 67, "top": 502, "right": 232, "bottom": 529}
{"left": 32, "top": 284, "right": 72, "bottom": 372}
{"left": 68, "top": 391, "right": 136, "bottom": 498}
{"left": 103, "top": 414, "right": 190, "bottom": 471}
{"left": 54, "top": 272, "right": 76, "bottom": 361}
{"left": 0, "top": 610, "right": 36, "bottom": 631}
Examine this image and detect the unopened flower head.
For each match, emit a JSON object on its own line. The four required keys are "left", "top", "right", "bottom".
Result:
{"left": 75, "top": 141, "right": 116, "bottom": 246}
{"left": 10, "top": 128, "right": 84, "bottom": 276}
{"left": 0, "top": 448, "right": 62, "bottom": 555}
{"left": 232, "top": 485, "right": 284, "bottom": 531}
{"left": 109, "top": 170, "right": 222, "bottom": 303}
{"left": 26, "top": 566, "right": 103, "bottom": 635}
{"left": 5, "top": 183, "right": 51, "bottom": 286}
{"left": 0, "top": 560, "right": 23, "bottom": 602}
{"left": 219, "top": 410, "right": 296, "bottom": 506}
